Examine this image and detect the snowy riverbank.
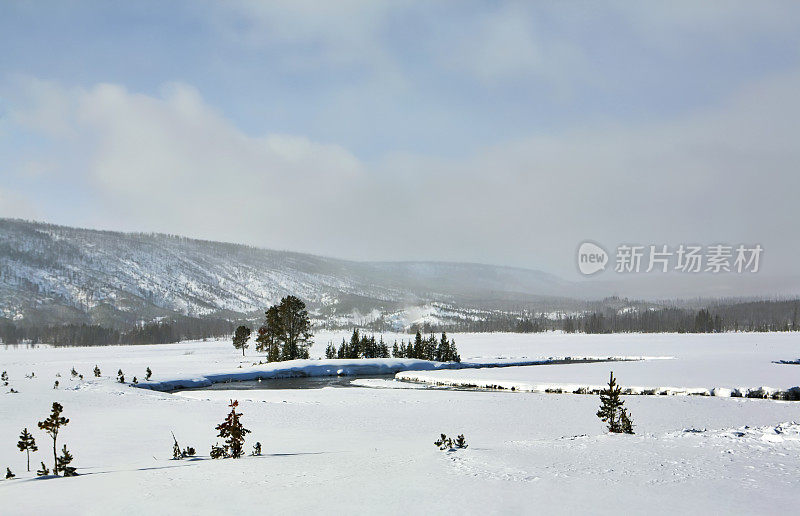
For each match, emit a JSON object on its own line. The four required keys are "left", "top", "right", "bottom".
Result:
{"left": 2, "top": 332, "right": 800, "bottom": 514}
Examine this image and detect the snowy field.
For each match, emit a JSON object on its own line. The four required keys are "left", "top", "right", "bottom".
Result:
{"left": 398, "top": 332, "right": 800, "bottom": 397}
{"left": 1, "top": 332, "right": 800, "bottom": 514}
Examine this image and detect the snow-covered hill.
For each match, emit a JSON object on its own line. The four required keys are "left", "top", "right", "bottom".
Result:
{"left": 0, "top": 219, "right": 574, "bottom": 327}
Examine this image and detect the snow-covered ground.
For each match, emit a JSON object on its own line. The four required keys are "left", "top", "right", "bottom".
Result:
{"left": 2, "top": 332, "right": 800, "bottom": 514}
{"left": 397, "top": 332, "right": 800, "bottom": 397}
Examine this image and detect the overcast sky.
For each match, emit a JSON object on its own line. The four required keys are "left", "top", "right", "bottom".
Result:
{"left": 1, "top": 1, "right": 799, "bottom": 279}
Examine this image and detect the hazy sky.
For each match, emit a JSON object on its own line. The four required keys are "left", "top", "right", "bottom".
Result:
{"left": 1, "top": 1, "right": 799, "bottom": 279}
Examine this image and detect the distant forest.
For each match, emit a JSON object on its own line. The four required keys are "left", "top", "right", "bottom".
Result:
{"left": 407, "top": 299, "right": 800, "bottom": 334}
{"left": 1, "top": 298, "right": 798, "bottom": 347}
{"left": 0, "top": 316, "right": 234, "bottom": 347}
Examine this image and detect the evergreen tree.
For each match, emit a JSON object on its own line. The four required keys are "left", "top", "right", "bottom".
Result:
{"left": 93, "top": 365, "right": 101, "bottom": 377}
{"left": 232, "top": 325, "right": 252, "bottom": 356}
{"left": 2, "top": 370, "right": 8, "bottom": 385}
{"left": 349, "top": 329, "right": 361, "bottom": 359}
{"left": 256, "top": 306, "right": 281, "bottom": 362}
{"left": 424, "top": 334, "right": 437, "bottom": 360}
{"left": 596, "top": 371, "right": 634, "bottom": 434}
{"left": 172, "top": 432, "right": 181, "bottom": 459}
{"left": 276, "top": 296, "right": 313, "bottom": 360}
{"left": 450, "top": 338, "right": 461, "bottom": 363}
{"left": 132, "top": 376, "right": 138, "bottom": 384}
{"left": 413, "top": 331, "right": 423, "bottom": 359}
{"left": 252, "top": 442, "right": 262, "bottom": 456}
{"left": 215, "top": 400, "right": 251, "bottom": 459}
{"left": 5, "top": 467, "right": 14, "bottom": 479}
{"left": 145, "top": 367, "right": 152, "bottom": 380}
{"left": 434, "top": 433, "right": 452, "bottom": 450}
{"left": 619, "top": 408, "right": 635, "bottom": 434}
{"left": 70, "top": 367, "right": 78, "bottom": 378}
{"left": 117, "top": 369, "right": 125, "bottom": 383}
{"left": 17, "top": 428, "right": 37, "bottom": 472}
{"left": 378, "top": 336, "right": 390, "bottom": 358}
{"left": 392, "top": 342, "right": 400, "bottom": 358}
{"left": 325, "top": 342, "right": 336, "bottom": 359}
{"left": 37, "top": 402, "right": 69, "bottom": 475}
{"left": 36, "top": 461, "right": 49, "bottom": 477}
{"left": 210, "top": 443, "right": 226, "bottom": 459}
{"left": 56, "top": 444, "right": 77, "bottom": 476}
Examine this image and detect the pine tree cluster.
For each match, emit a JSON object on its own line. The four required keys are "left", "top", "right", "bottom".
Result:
{"left": 392, "top": 331, "right": 460, "bottom": 362}
{"left": 330, "top": 329, "right": 391, "bottom": 359}
{"left": 434, "top": 433, "right": 468, "bottom": 451}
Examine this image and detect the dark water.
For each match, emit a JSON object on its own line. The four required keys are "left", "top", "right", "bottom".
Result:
{"left": 189, "top": 374, "right": 398, "bottom": 391}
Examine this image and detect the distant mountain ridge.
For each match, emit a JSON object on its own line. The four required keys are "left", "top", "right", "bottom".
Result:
{"left": 0, "top": 219, "right": 578, "bottom": 328}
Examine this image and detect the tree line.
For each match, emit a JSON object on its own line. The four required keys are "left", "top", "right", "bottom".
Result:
{"left": 412, "top": 299, "right": 800, "bottom": 334}
{"left": 0, "top": 317, "right": 235, "bottom": 347}
{"left": 323, "top": 329, "right": 461, "bottom": 362}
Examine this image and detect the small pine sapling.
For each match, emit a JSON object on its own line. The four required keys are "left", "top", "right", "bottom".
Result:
{"left": 619, "top": 408, "right": 635, "bottom": 435}
{"left": 6, "top": 467, "right": 14, "bottom": 479}
{"left": 132, "top": 377, "right": 138, "bottom": 385}
{"left": 70, "top": 368, "right": 78, "bottom": 378}
{"left": 434, "top": 434, "right": 453, "bottom": 450}
{"left": 210, "top": 443, "right": 226, "bottom": 459}
{"left": 53, "top": 380, "right": 59, "bottom": 389}
{"left": 435, "top": 433, "right": 468, "bottom": 451}
{"left": 145, "top": 367, "right": 152, "bottom": 380}
{"left": 214, "top": 400, "right": 251, "bottom": 458}
{"left": 183, "top": 447, "right": 196, "bottom": 457}
{"left": 252, "top": 442, "right": 262, "bottom": 456}
{"left": 38, "top": 402, "right": 69, "bottom": 475}
{"left": 117, "top": 370, "right": 125, "bottom": 383}
{"left": 1, "top": 370, "right": 8, "bottom": 385}
{"left": 17, "top": 428, "right": 37, "bottom": 472}
{"left": 36, "top": 461, "right": 49, "bottom": 477}
{"left": 597, "top": 371, "right": 635, "bottom": 434}
{"left": 56, "top": 444, "right": 77, "bottom": 476}
{"left": 172, "top": 432, "right": 182, "bottom": 460}
{"left": 93, "top": 365, "right": 101, "bottom": 377}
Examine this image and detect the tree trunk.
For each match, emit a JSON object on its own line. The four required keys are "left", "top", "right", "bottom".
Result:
{"left": 26, "top": 450, "right": 30, "bottom": 472}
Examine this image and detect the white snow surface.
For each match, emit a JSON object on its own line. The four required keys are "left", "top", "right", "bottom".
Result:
{"left": 1, "top": 331, "right": 800, "bottom": 514}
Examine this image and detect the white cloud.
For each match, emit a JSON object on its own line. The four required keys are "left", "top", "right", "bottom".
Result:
{"left": 3, "top": 69, "right": 800, "bottom": 277}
